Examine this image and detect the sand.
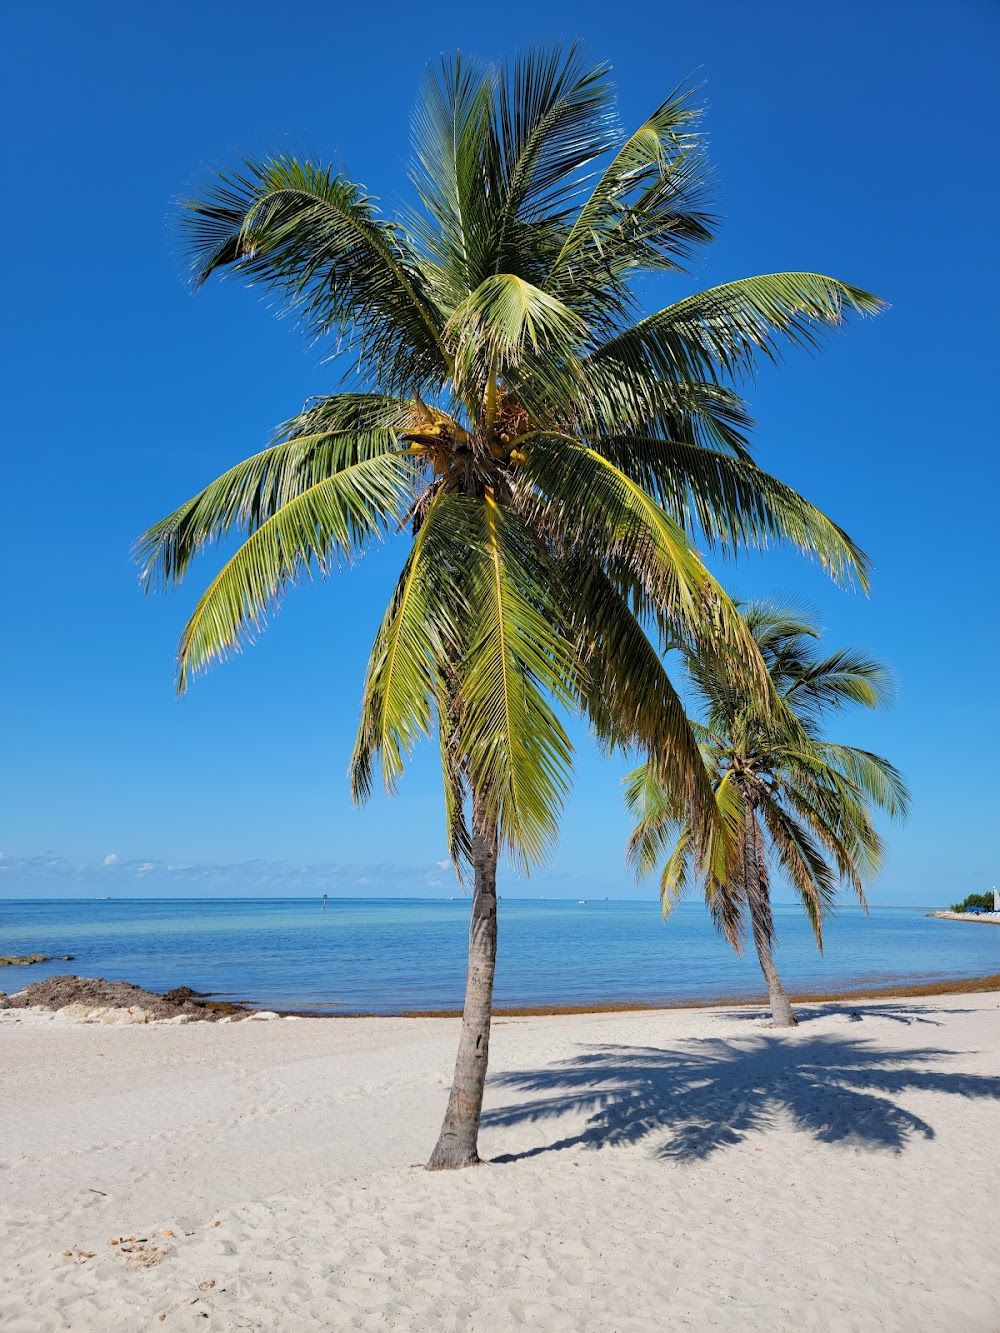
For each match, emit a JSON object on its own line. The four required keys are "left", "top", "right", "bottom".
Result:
{"left": 1, "top": 993, "right": 998, "bottom": 1332}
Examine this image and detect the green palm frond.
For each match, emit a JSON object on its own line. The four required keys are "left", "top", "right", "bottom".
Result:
{"left": 590, "top": 273, "right": 884, "bottom": 384}
{"left": 810, "top": 743, "right": 910, "bottom": 819}
{"left": 459, "top": 494, "right": 579, "bottom": 867}
{"left": 492, "top": 46, "right": 616, "bottom": 242}
{"left": 137, "top": 394, "right": 412, "bottom": 590}
{"left": 576, "top": 376, "right": 755, "bottom": 456}
{"left": 435, "top": 665, "right": 473, "bottom": 878}
{"left": 551, "top": 85, "right": 712, "bottom": 279}
{"left": 783, "top": 648, "right": 894, "bottom": 714}
{"left": 409, "top": 47, "right": 613, "bottom": 304}
{"left": 657, "top": 829, "right": 695, "bottom": 920}
{"left": 566, "top": 558, "right": 715, "bottom": 827}
{"left": 592, "top": 436, "right": 870, "bottom": 587}
{"left": 624, "top": 761, "right": 745, "bottom": 942}
{"left": 176, "top": 451, "right": 415, "bottom": 691}
{"left": 445, "top": 273, "right": 586, "bottom": 409}
{"left": 547, "top": 95, "right": 715, "bottom": 338}
{"left": 623, "top": 761, "right": 686, "bottom": 880}
{"left": 181, "top": 157, "right": 450, "bottom": 390}
{"left": 519, "top": 435, "right": 771, "bottom": 688}
{"left": 780, "top": 774, "right": 878, "bottom": 891}
{"left": 350, "top": 489, "right": 472, "bottom": 800}
{"left": 757, "top": 798, "right": 838, "bottom": 948}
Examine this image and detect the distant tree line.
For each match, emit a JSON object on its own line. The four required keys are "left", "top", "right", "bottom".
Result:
{"left": 951, "top": 892, "right": 994, "bottom": 912}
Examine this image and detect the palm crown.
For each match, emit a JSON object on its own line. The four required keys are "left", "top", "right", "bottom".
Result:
{"left": 138, "top": 47, "right": 880, "bottom": 876}
{"left": 625, "top": 603, "right": 911, "bottom": 954}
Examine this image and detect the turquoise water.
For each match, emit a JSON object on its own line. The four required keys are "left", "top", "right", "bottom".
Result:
{"left": 1, "top": 898, "right": 995, "bottom": 1014}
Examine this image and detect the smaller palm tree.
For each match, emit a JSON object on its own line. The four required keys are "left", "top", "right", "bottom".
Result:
{"left": 624, "top": 603, "right": 910, "bottom": 1025}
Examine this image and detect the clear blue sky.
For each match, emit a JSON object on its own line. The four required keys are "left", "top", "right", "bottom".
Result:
{"left": 2, "top": 0, "right": 997, "bottom": 903}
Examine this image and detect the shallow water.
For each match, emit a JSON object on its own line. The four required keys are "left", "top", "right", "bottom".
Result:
{"left": 1, "top": 898, "right": 995, "bottom": 1013}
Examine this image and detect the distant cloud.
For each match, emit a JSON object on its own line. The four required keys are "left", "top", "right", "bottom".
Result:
{"left": 436, "top": 859, "right": 451, "bottom": 870}
{"left": 0, "top": 851, "right": 477, "bottom": 897}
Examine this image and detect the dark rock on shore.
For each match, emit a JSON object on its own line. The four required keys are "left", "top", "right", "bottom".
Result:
{"left": 4, "top": 975, "right": 251, "bottom": 1022}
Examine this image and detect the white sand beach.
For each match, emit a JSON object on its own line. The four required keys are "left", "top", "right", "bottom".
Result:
{"left": 2, "top": 993, "right": 998, "bottom": 1332}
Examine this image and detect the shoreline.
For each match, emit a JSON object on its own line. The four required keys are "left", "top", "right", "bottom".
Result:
{"left": 7, "top": 969, "right": 1000, "bottom": 1024}
{"left": 304, "top": 970, "right": 1000, "bottom": 1018}
{"left": 926, "top": 909, "right": 1000, "bottom": 926}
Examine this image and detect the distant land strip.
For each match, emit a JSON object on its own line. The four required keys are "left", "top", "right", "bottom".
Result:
{"left": 926, "top": 911, "right": 1000, "bottom": 926}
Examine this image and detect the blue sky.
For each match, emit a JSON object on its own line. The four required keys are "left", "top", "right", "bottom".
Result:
{"left": 2, "top": 0, "right": 997, "bottom": 903}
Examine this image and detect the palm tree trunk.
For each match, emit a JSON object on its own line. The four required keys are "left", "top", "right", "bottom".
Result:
{"left": 743, "top": 807, "right": 796, "bottom": 1027}
{"left": 427, "top": 797, "right": 499, "bottom": 1169}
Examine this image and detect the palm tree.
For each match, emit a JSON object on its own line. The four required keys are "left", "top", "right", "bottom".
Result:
{"left": 138, "top": 48, "right": 881, "bottom": 1166}
{"left": 625, "top": 604, "right": 910, "bottom": 1026}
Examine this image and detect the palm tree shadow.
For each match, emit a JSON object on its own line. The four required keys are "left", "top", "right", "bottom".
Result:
{"left": 715, "top": 1001, "right": 972, "bottom": 1027}
{"left": 485, "top": 1032, "right": 1000, "bottom": 1163}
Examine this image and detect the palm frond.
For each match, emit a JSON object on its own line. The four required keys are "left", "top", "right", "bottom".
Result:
{"left": 493, "top": 46, "right": 616, "bottom": 240}
{"left": 518, "top": 435, "right": 773, "bottom": 706}
{"left": 176, "top": 451, "right": 414, "bottom": 691}
{"left": 137, "top": 395, "right": 412, "bottom": 590}
{"left": 810, "top": 743, "right": 911, "bottom": 820}
{"left": 435, "top": 664, "right": 473, "bottom": 878}
{"left": 575, "top": 375, "right": 755, "bottom": 455}
{"left": 783, "top": 648, "right": 895, "bottom": 714}
{"left": 658, "top": 828, "right": 695, "bottom": 920}
{"left": 779, "top": 763, "right": 882, "bottom": 886}
{"left": 591, "top": 436, "right": 870, "bottom": 588}
{"left": 445, "top": 273, "right": 586, "bottom": 406}
{"left": 351, "top": 489, "right": 473, "bottom": 799}
{"left": 458, "top": 494, "right": 579, "bottom": 868}
{"left": 623, "top": 762, "right": 686, "bottom": 879}
{"left": 181, "top": 157, "right": 449, "bottom": 391}
{"left": 550, "top": 85, "right": 715, "bottom": 318}
{"left": 589, "top": 273, "right": 884, "bottom": 384}
{"left": 408, "top": 52, "right": 498, "bottom": 301}
{"left": 565, "top": 557, "right": 715, "bottom": 824}
{"left": 758, "top": 798, "right": 837, "bottom": 949}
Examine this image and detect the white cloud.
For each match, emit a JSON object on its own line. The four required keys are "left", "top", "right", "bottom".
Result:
{"left": 0, "top": 852, "right": 465, "bottom": 896}
{"left": 436, "top": 859, "right": 451, "bottom": 870}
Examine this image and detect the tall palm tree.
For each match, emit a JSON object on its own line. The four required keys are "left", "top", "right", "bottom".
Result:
{"left": 625, "top": 604, "right": 910, "bottom": 1026}
{"left": 138, "top": 48, "right": 881, "bottom": 1166}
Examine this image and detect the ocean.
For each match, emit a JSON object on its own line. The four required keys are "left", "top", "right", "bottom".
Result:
{"left": 1, "top": 898, "right": 995, "bottom": 1014}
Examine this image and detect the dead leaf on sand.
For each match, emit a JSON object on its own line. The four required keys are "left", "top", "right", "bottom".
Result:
{"left": 125, "top": 1244, "right": 173, "bottom": 1271}
{"left": 63, "top": 1249, "right": 96, "bottom": 1263}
